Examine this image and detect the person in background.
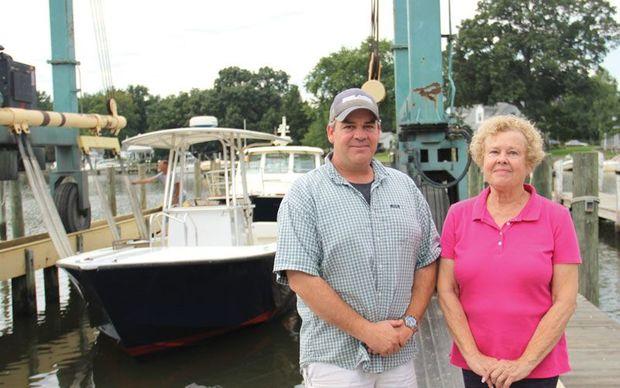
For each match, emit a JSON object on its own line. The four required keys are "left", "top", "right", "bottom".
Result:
{"left": 438, "top": 115, "right": 581, "bottom": 388}
{"left": 132, "top": 159, "right": 182, "bottom": 205}
{"left": 274, "top": 88, "right": 440, "bottom": 387}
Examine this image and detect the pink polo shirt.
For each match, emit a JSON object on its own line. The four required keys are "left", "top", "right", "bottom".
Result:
{"left": 440, "top": 184, "right": 581, "bottom": 378}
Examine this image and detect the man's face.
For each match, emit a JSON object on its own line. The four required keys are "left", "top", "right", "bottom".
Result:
{"left": 327, "top": 109, "right": 380, "bottom": 168}
{"left": 158, "top": 161, "right": 168, "bottom": 173}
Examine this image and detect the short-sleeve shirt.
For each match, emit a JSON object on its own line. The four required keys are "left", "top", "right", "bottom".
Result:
{"left": 274, "top": 155, "right": 441, "bottom": 373}
{"left": 440, "top": 184, "right": 581, "bottom": 378}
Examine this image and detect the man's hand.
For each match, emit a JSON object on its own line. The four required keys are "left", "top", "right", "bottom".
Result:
{"left": 488, "top": 359, "right": 535, "bottom": 388}
{"left": 394, "top": 320, "right": 415, "bottom": 347}
{"left": 464, "top": 353, "right": 499, "bottom": 388}
{"left": 363, "top": 320, "right": 403, "bottom": 357}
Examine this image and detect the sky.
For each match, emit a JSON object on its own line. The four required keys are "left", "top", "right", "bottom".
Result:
{"left": 2, "top": 0, "right": 619, "bottom": 100}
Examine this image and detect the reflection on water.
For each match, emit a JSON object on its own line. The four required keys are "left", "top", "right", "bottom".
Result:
{"left": 0, "top": 270, "right": 301, "bottom": 387}
{"left": 599, "top": 220, "right": 620, "bottom": 323}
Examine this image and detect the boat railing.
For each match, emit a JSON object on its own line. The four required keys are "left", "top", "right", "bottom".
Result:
{"left": 148, "top": 211, "right": 198, "bottom": 247}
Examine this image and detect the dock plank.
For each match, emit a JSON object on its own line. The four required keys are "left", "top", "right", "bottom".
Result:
{"left": 414, "top": 295, "right": 620, "bottom": 388}
{"left": 562, "top": 295, "right": 620, "bottom": 387}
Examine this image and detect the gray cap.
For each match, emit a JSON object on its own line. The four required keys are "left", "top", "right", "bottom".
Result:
{"left": 329, "top": 88, "right": 379, "bottom": 123}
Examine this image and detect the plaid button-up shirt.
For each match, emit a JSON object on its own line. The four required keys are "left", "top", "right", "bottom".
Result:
{"left": 274, "top": 156, "right": 441, "bottom": 373}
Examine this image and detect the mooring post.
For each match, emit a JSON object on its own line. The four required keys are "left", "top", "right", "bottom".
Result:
{"left": 553, "top": 158, "right": 564, "bottom": 203}
{"left": 138, "top": 164, "right": 147, "bottom": 209}
{"left": 572, "top": 152, "right": 599, "bottom": 305}
{"left": 615, "top": 170, "right": 620, "bottom": 233}
{"left": 107, "top": 166, "right": 117, "bottom": 216}
{"left": 194, "top": 159, "right": 202, "bottom": 199}
{"left": 11, "top": 249, "right": 37, "bottom": 316}
{"left": 467, "top": 163, "right": 484, "bottom": 199}
{"left": 44, "top": 264, "right": 60, "bottom": 308}
{"left": 0, "top": 181, "right": 7, "bottom": 240}
{"left": 9, "top": 176, "right": 25, "bottom": 239}
{"left": 532, "top": 155, "right": 552, "bottom": 199}
{"left": 76, "top": 233, "right": 84, "bottom": 253}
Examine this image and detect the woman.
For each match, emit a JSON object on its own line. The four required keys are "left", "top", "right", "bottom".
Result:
{"left": 438, "top": 115, "right": 581, "bottom": 388}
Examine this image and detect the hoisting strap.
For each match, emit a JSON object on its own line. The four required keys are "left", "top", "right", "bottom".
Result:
{"left": 84, "top": 154, "right": 121, "bottom": 241}
{"left": 15, "top": 133, "right": 74, "bottom": 258}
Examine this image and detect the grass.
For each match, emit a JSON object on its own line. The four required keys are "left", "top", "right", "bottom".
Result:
{"left": 548, "top": 146, "right": 618, "bottom": 159}
{"left": 374, "top": 151, "right": 392, "bottom": 164}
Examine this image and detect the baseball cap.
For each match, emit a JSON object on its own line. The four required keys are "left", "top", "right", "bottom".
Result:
{"left": 329, "top": 88, "right": 380, "bottom": 123}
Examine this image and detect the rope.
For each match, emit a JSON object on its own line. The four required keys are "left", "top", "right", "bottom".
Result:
{"left": 368, "top": 0, "right": 381, "bottom": 81}
{"left": 89, "top": 0, "right": 114, "bottom": 96}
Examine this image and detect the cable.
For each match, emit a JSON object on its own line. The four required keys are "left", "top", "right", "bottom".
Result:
{"left": 410, "top": 128, "right": 472, "bottom": 189}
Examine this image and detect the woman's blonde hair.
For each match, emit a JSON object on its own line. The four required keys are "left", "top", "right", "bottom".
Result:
{"left": 469, "top": 115, "right": 545, "bottom": 169}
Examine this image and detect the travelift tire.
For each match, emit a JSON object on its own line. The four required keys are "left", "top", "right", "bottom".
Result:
{"left": 54, "top": 182, "right": 91, "bottom": 232}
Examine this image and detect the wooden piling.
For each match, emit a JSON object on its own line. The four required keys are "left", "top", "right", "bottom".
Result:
{"left": 138, "top": 164, "right": 147, "bottom": 209}
{"left": 9, "top": 176, "right": 24, "bottom": 239}
{"left": 0, "top": 181, "right": 6, "bottom": 240}
{"left": 76, "top": 234, "right": 84, "bottom": 253}
{"left": 44, "top": 265, "right": 60, "bottom": 307}
{"left": 194, "top": 159, "right": 202, "bottom": 199}
{"left": 616, "top": 171, "right": 620, "bottom": 233}
{"left": 553, "top": 158, "right": 563, "bottom": 203}
{"left": 532, "top": 155, "right": 552, "bottom": 199}
{"left": 572, "top": 152, "right": 599, "bottom": 305}
{"left": 11, "top": 249, "right": 37, "bottom": 316}
{"left": 107, "top": 166, "right": 117, "bottom": 216}
{"left": 467, "top": 162, "right": 484, "bottom": 198}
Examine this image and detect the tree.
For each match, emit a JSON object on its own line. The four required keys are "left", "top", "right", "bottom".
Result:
{"left": 127, "top": 85, "right": 153, "bottom": 134}
{"left": 545, "top": 69, "right": 620, "bottom": 141}
{"left": 80, "top": 89, "right": 140, "bottom": 138}
{"left": 36, "top": 91, "right": 53, "bottom": 111}
{"left": 204, "top": 66, "right": 312, "bottom": 142}
{"left": 453, "top": 0, "right": 619, "bottom": 138}
{"left": 304, "top": 39, "right": 395, "bottom": 149}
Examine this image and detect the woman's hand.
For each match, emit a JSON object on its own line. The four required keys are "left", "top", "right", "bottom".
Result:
{"left": 488, "top": 359, "right": 536, "bottom": 388}
{"left": 464, "top": 353, "right": 498, "bottom": 388}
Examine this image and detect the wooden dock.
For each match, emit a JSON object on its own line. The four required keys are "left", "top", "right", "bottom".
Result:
{"left": 559, "top": 191, "right": 618, "bottom": 225}
{"left": 415, "top": 295, "right": 620, "bottom": 388}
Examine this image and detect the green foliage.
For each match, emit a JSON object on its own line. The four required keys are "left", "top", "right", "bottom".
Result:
{"left": 304, "top": 38, "right": 395, "bottom": 149}
{"left": 79, "top": 89, "right": 140, "bottom": 138}
{"left": 545, "top": 69, "right": 620, "bottom": 141}
{"left": 145, "top": 67, "right": 312, "bottom": 144}
{"left": 453, "top": 0, "right": 620, "bottom": 139}
{"left": 36, "top": 91, "right": 53, "bottom": 111}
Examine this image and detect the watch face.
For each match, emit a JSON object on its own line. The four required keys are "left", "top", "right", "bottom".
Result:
{"left": 405, "top": 315, "right": 417, "bottom": 329}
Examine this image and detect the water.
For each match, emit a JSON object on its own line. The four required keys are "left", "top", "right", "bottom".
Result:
{"left": 0, "top": 171, "right": 618, "bottom": 387}
{"left": 0, "top": 271, "right": 301, "bottom": 387}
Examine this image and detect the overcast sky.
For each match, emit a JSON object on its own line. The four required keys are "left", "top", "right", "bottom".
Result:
{"left": 2, "top": 0, "right": 619, "bottom": 99}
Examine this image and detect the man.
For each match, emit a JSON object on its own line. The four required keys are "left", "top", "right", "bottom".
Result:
{"left": 274, "top": 88, "right": 440, "bottom": 387}
{"left": 132, "top": 159, "right": 183, "bottom": 205}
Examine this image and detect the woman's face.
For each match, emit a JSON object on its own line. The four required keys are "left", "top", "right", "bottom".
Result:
{"left": 482, "top": 130, "right": 531, "bottom": 191}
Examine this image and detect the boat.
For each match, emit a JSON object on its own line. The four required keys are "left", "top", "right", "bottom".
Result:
{"left": 56, "top": 126, "right": 295, "bottom": 356}
{"left": 239, "top": 117, "right": 324, "bottom": 221}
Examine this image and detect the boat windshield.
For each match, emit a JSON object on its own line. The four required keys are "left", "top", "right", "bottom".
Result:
{"left": 247, "top": 154, "right": 262, "bottom": 173}
{"left": 293, "top": 153, "right": 316, "bottom": 173}
{"left": 264, "top": 153, "right": 289, "bottom": 174}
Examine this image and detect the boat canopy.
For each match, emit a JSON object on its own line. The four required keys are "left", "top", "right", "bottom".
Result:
{"left": 122, "top": 127, "right": 289, "bottom": 149}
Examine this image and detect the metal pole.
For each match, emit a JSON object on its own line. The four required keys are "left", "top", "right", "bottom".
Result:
{"left": 194, "top": 159, "right": 202, "bottom": 199}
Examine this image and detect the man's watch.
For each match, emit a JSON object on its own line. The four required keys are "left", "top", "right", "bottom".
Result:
{"left": 402, "top": 315, "right": 418, "bottom": 332}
